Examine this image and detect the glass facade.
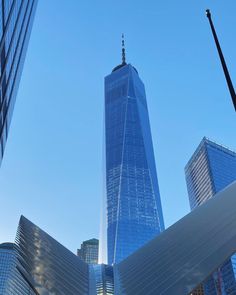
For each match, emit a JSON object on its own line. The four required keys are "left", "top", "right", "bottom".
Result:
{"left": 0, "top": 0, "right": 38, "bottom": 164}
{"left": 185, "top": 137, "right": 236, "bottom": 295}
{"left": 91, "top": 264, "right": 114, "bottom": 295}
{"left": 105, "top": 62, "right": 164, "bottom": 265}
{"left": 77, "top": 238, "right": 99, "bottom": 264}
{"left": 0, "top": 242, "right": 37, "bottom": 295}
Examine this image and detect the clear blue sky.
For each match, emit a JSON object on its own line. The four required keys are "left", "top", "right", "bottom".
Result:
{"left": 0, "top": 1, "right": 236, "bottom": 253}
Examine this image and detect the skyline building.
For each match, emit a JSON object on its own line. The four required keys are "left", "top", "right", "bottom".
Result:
{"left": 105, "top": 37, "right": 165, "bottom": 265}
{"left": 0, "top": 0, "right": 38, "bottom": 164}
{"left": 0, "top": 242, "right": 38, "bottom": 294}
{"left": 185, "top": 137, "right": 236, "bottom": 295}
{"left": 77, "top": 238, "right": 99, "bottom": 264}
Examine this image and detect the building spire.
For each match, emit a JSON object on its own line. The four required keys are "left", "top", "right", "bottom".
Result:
{"left": 122, "top": 34, "right": 126, "bottom": 65}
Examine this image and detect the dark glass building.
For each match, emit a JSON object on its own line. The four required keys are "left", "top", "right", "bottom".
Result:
{"left": 105, "top": 42, "right": 164, "bottom": 265}
{"left": 185, "top": 137, "right": 236, "bottom": 295}
{"left": 0, "top": 0, "right": 38, "bottom": 164}
{"left": 77, "top": 238, "right": 99, "bottom": 264}
{"left": 0, "top": 242, "right": 38, "bottom": 294}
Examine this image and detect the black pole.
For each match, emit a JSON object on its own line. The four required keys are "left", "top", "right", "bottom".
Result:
{"left": 206, "top": 9, "right": 236, "bottom": 111}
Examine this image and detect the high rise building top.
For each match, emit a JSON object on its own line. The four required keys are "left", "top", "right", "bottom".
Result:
{"left": 112, "top": 34, "right": 127, "bottom": 72}
{"left": 185, "top": 137, "right": 236, "bottom": 210}
{"left": 111, "top": 34, "right": 138, "bottom": 74}
{"left": 0, "top": 242, "right": 15, "bottom": 250}
{"left": 77, "top": 238, "right": 99, "bottom": 264}
{"left": 185, "top": 137, "right": 236, "bottom": 173}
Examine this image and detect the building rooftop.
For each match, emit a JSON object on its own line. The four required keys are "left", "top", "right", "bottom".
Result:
{"left": 82, "top": 238, "right": 99, "bottom": 245}
{"left": 0, "top": 242, "right": 15, "bottom": 250}
{"left": 111, "top": 35, "right": 138, "bottom": 74}
{"left": 185, "top": 136, "right": 236, "bottom": 171}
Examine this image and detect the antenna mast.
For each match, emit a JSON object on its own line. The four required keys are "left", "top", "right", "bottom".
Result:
{"left": 122, "top": 34, "right": 126, "bottom": 65}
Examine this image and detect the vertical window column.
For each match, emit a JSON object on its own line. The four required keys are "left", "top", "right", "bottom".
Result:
{"left": 3, "top": 0, "right": 14, "bottom": 26}
{"left": 0, "top": 1, "right": 3, "bottom": 42}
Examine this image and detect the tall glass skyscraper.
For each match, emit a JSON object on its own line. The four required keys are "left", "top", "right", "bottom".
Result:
{"left": 0, "top": 0, "right": 38, "bottom": 164}
{"left": 185, "top": 137, "right": 236, "bottom": 295}
{"left": 77, "top": 238, "right": 99, "bottom": 264}
{"left": 105, "top": 39, "right": 164, "bottom": 265}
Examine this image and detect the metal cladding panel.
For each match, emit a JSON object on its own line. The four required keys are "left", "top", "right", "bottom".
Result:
{"left": 15, "top": 216, "right": 89, "bottom": 295}
{"left": 115, "top": 182, "right": 236, "bottom": 295}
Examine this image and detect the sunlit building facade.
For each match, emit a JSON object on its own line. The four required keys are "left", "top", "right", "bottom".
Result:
{"left": 185, "top": 137, "right": 236, "bottom": 295}
{"left": 0, "top": 0, "right": 38, "bottom": 164}
{"left": 105, "top": 45, "right": 164, "bottom": 265}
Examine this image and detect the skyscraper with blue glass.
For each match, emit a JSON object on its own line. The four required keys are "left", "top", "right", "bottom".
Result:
{"left": 105, "top": 38, "right": 165, "bottom": 265}
{"left": 0, "top": 0, "right": 38, "bottom": 165}
{"left": 0, "top": 242, "right": 38, "bottom": 294}
{"left": 185, "top": 137, "right": 236, "bottom": 295}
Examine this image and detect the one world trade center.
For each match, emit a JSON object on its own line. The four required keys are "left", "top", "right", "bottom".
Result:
{"left": 105, "top": 36, "right": 165, "bottom": 265}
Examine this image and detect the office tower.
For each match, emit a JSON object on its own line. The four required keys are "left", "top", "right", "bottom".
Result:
{"left": 16, "top": 216, "right": 89, "bottom": 295}
{"left": 92, "top": 264, "right": 114, "bottom": 294}
{"left": 105, "top": 37, "right": 164, "bottom": 265}
{"left": 0, "top": 0, "right": 38, "bottom": 164}
{"left": 185, "top": 137, "right": 236, "bottom": 295}
{"left": 0, "top": 242, "right": 37, "bottom": 294}
{"left": 77, "top": 238, "right": 99, "bottom": 264}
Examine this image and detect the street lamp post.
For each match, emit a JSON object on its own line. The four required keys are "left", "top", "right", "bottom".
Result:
{"left": 206, "top": 9, "right": 236, "bottom": 111}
